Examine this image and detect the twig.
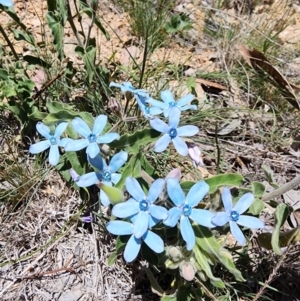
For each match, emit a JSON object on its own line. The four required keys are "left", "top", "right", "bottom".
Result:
{"left": 262, "top": 174, "right": 300, "bottom": 202}
{"left": 194, "top": 278, "right": 218, "bottom": 301}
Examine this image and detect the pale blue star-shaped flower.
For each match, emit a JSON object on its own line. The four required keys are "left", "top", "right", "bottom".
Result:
{"left": 164, "top": 178, "right": 215, "bottom": 251}
{"left": 211, "top": 187, "right": 265, "bottom": 246}
{"left": 29, "top": 122, "right": 68, "bottom": 166}
{"left": 150, "top": 107, "right": 199, "bottom": 156}
{"left": 146, "top": 89, "right": 197, "bottom": 118}
{"left": 109, "top": 81, "right": 163, "bottom": 118}
{"left": 106, "top": 220, "right": 164, "bottom": 263}
{"left": 75, "top": 151, "right": 128, "bottom": 206}
{"left": 64, "top": 115, "right": 120, "bottom": 159}
{"left": 112, "top": 177, "right": 168, "bottom": 239}
{"left": 0, "top": 0, "right": 13, "bottom": 6}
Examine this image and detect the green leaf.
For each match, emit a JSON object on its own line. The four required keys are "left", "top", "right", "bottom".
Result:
{"left": 142, "top": 267, "right": 164, "bottom": 296}
{"left": 194, "top": 225, "right": 244, "bottom": 281}
{"left": 12, "top": 29, "right": 36, "bottom": 45}
{"left": 271, "top": 203, "right": 289, "bottom": 255}
{"left": 140, "top": 154, "right": 157, "bottom": 179}
{"left": 248, "top": 198, "right": 264, "bottom": 215}
{"left": 258, "top": 226, "right": 300, "bottom": 250}
{"left": 161, "top": 295, "right": 177, "bottom": 301}
{"left": 0, "top": 68, "right": 8, "bottom": 80}
{"left": 193, "top": 246, "right": 224, "bottom": 288}
{"left": 107, "top": 252, "right": 118, "bottom": 266}
{"left": 205, "top": 174, "right": 243, "bottom": 194}
{"left": 28, "top": 106, "right": 48, "bottom": 121}
{"left": 46, "top": 11, "right": 64, "bottom": 60}
{"left": 110, "top": 128, "right": 161, "bottom": 155}
{"left": 75, "top": 45, "right": 96, "bottom": 83}
{"left": 262, "top": 165, "right": 275, "bottom": 184}
{"left": 99, "top": 183, "right": 124, "bottom": 204}
{"left": 115, "top": 154, "right": 141, "bottom": 189}
{"left": 180, "top": 181, "right": 195, "bottom": 191}
{"left": 251, "top": 181, "right": 266, "bottom": 198}
{"left": 43, "top": 110, "right": 78, "bottom": 124}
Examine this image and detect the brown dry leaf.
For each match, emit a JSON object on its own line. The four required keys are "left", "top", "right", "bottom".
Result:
{"left": 195, "top": 78, "right": 228, "bottom": 91}
{"left": 237, "top": 45, "right": 300, "bottom": 109}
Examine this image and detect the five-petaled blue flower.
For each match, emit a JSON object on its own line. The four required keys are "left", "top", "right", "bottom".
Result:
{"left": 106, "top": 220, "right": 164, "bottom": 263}
{"left": 109, "top": 81, "right": 163, "bottom": 118}
{"left": 0, "top": 0, "right": 13, "bottom": 6}
{"left": 64, "top": 115, "right": 120, "bottom": 159}
{"left": 146, "top": 90, "right": 197, "bottom": 118}
{"left": 150, "top": 107, "right": 199, "bottom": 156}
{"left": 75, "top": 151, "right": 128, "bottom": 206}
{"left": 112, "top": 177, "right": 168, "bottom": 239}
{"left": 164, "top": 178, "right": 214, "bottom": 250}
{"left": 211, "top": 187, "right": 265, "bottom": 246}
{"left": 29, "top": 122, "right": 68, "bottom": 166}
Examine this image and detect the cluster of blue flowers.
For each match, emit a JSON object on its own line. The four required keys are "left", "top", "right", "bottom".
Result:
{"left": 29, "top": 81, "right": 265, "bottom": 263}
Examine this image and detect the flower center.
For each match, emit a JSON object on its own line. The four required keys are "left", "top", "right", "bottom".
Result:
{"left": 88, "top": 133, "right": 96, "bottom": 143}
{"left": 102, "top": 170, "right": 111, "bottom": 182}
{"left": 169, "top": 101, "right": 177, "bottom": 107}
{"left": 49, "top": 136, "right": 57, "bottom": 145}
{"left": 182, "top": 204, "right": 192, "bottom": 217}
{"left": 230, "top": 210, "right": 239, "bottom": 222}
{"left": 169, "top": 128, "right": 177, "bottom": 139}
{"left": 139, "top": 199, "right": 149, "bottom": 211}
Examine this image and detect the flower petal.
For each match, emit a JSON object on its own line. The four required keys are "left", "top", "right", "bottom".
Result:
{"left": 29, "top": 140, "right": 51, "bottom": 154}
{"left": 143, "top": 230, "right": 164, "bottom": 253}
{"left": 54, "top": 122, "right": 68, "bottom": 138}
{"left": 163, "top": 207, "right": 181, "bottom": 227}
{"left": 133, "top": 211, "right": 149, "bottom": 239}
{"left": 211, "top": 212, "right": 230, "bottom": 226}
{"left": 172, "top": 136, "right": 188, "bottom": 156}
{"left": 124, "top": 235, "right": 141, "bottom": 263}
{"left": 163, "top": 107, "right": 171, "bottom": 118}
{"left": 154, "top": 134, "right": 171, "bottom": 152}
{"left": 190, "top": 209, "right": 215, "bottom": 228}
{"left": 222, "top": 187, "right": 233, "bottom": 213}
{"left": 186, "top": 181, "right": 209, "bottom": 208}
{"left": 149, "top": 107, "right": 163, "bottom": 116}
{"left": 96, "top": 133, "right": 120, "bottom": 144}
{"left": 109, "top": 151, "right": 128, "bottom": 173}
{"left": 161, "top": 89, "right": 175, "bottom": 105}
{"left": 168, "top": 107, "right": 181, "bottom": 128}
{"left": 125, "top": 177, "right": 145, "bottom": 202}
{"left": 0, "top": 0, "right": 14, "bottom": 7}
{"left": 146, "top": 98, "right": 166, "bottom": 109}
{"left": 149, "top": 204, "right": 168, "bottom": 220}
{"left": 230, "top": 221, "right": 246, "bottom": 245}
{"left": 150, "top": 118, "right": 169, "bottom": 133}
{"left": 49, "top": 145, "right": 60, "bottom": 165}
{"left": 177, "top": 125, "right": 199, "bottom": 137}
{"left": 180, "top": 216, "right": 195, "bottom": 251}
{"left": 111, "top": 173, "right": 121, "bottom": 185}
{"left": 233, "top": 192, "right": 254, "bottom": 214}
{"left": 112, "top": 198, "right": 139, "bottom": 218}
{"left": 64, "top": 139, "right": 89, "bottom": 152}
{"left": 100, "top": 190, "right": 111, "bottom": 206}
{"left": 177, "top": 93, "right": 195, "bottom": 106}
{"left": 237, "top": 215, "right": 265, "bottom": 229}
{"left": 59, "top": 137, "right": 73, "bottom": 148}
{"left": 93, "top": 115, "right": 107, "bottom": 136}
{"left": 88, "top": 153, "right": 104, "bottom": 170}
{"left": 148, "top": 178, "right": 165, "bottom": 203}
{"left": 167, "top": 178, "right": 185, "bottom": 206}
{"left": 180, "top": 104, "right": 197, "bottom": 112}
{"left": 86, "top": 142, "right": 100, "bottom": 158}
{"left": 106, "top": 220, "right": 133, "bottom": 235}
{"left": 76, "top": 172, "right": 100, "bottom": 187}
{"left": 72, "top": 117, "right": 91, "bottom": 138}
{"left": 36, "top": 122, "right": 52, "bottom": 139}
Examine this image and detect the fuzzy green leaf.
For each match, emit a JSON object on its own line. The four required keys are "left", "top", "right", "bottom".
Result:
{"left": 142, "top": 267, "right": 164, "bottom": 297}
{"left": 251, "top": 181, "right": 266, "bottom": 198}
{"left": 205, "top": 174, "right": 244, "bottom": 194}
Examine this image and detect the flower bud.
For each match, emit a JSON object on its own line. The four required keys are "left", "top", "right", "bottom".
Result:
{"left": 70, "top": 168, "right": 80, "bottom": 182}
{"left": 166, "top": 168, "right": 182, "bottom": 182}
{"left": 108, "top": 97, "right": 122, "bottom": 117}
{"left": 187, "top": 143, "right": 204, "bottom": 167}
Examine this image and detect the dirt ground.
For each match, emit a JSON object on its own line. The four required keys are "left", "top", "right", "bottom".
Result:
{"left": 1, "top": 0, "right": 300, "bottom": 300}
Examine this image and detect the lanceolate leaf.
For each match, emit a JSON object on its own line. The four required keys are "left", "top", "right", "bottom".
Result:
{"left": 205, "top": 174, "right": 244, "bottom": 194}
{"left": 194, "top": 225, "right": 244, "bottom": 281}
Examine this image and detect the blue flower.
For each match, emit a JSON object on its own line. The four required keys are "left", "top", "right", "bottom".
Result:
{"left": 29, "top": 122, "right": 68, "bottom": 166}
{"left": 164, "top": 178, "right": 214, "bottom": 251}
{"left": 112, "top": 177, "right": 168, "bottom": 239}
{"left": 211, "top": 187, "right": 265, "bottom": 246}
{"left": 109, "top": 81, "right": 163, "bottom": 118}
{"left": 64, "top": 115, "right": 120, "bottom": 159}
{"left": 75, "top": 151, "right": 128, "bottom": 206}
{"left": 106, "top": 220, "right": 164, "bottom": 263}
{"left": 146, "top": 90, "right": 197, "bottom": 117}
{"left": 0, "top": 0, "right": 13, "bottom": 6}
{"left": 150, "top": 107, "right": 199, "bottom": 156}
